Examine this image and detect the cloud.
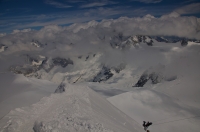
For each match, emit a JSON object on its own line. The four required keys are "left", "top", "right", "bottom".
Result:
{"left": 161, "top": 12, "right": 180, "bottom": 18}
{"left": 80, "top": 2, "right": 109, "bottom": 8}
{"left": 12, "top": 28, "right": 32, "bottom": 34}
{"left": 0, "top": 2, "right": 182, "bottom": 33}
{"left": 0, "top": 33, "right": 6, "bottom": 37}
{"left": 44, "top": 0, "right": 72, "bottom": 8}
{"left": 131, "top": 0, "right": 162, "bottom": 4}
{"left": 1, "top": 5, "right": 199, "bottom": 40}
{"left": 0, "top": 7, "right": 134, "bottom": 32}
{"left": 80, "top": 1, "right": 117, "bottom": 8}
{"left": 0, "top": 14, "right": 200, "bottom": 74}
{"left": 2, "top": 14, "right": 200, "bottom": 40}
{"left": 68, "top": 14, "right": 200, "bottom": 39}
{"left": 174, "top": 3, "right": 200, "bottom": 15}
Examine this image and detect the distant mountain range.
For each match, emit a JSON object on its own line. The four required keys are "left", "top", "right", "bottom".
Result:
{"left": 1, "top": 34, "right": 199, "bottom": 87}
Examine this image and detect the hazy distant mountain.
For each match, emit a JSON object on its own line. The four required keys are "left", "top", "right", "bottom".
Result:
{"left": 5, "top": 35, "right": 200, "bottom": 85}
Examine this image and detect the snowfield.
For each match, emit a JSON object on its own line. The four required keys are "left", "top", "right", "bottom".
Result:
{"left": 108, "top": 88, "right": 200, "bottom": 132}
{"left": 0, "top": 73, "right": 57, "bottom": 120}
{"left": 0, "top": 84, "right": 141, "bottom": 132}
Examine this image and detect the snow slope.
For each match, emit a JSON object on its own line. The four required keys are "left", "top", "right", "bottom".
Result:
{"left": 0, "top": 84, "right": 142, "bottom": 132}
{"left": 108, "top": 88, "right": 200, "bottom": 132}
{"left": 0, "top": 73, "right": 57, "bottom": 120}
{"left": 108, "top": 45, "right": 200, "bottom": 132}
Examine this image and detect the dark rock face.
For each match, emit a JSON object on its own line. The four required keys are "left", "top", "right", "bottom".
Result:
{"left": 134, "top": 73, "right": 149, "bottom": 87}
{"left": 26, "top": 55, "right": 47, "bottom": 67}
{"left": 181, "top": 39, "right": 188, "bottom": 46}
{"left": 154, "top": 36, "right": 169, "bottom": 43}
{"left": 133, "top": 35, "right": 153, "bottom": 46}
{"left": 0, "top": 44, "right": 8, "bottom": 51}
{"left": 134, "top": 71, "right": 163, "bottom": 87}
{"left": 31, "top": 39, "right": 42, "bottom": 47}
{"left": 110, "top": 34, "right": 154, "bottom": 49}
{"left": 135, "top": 35, "right": 151, "bottom": 43}
{"left": 195, "top": 40, "right": 200, "bottom": 43}
{"left": 9, "top": 55, "right": 74, "bottom": 79}
{"left": 9, "top": 55, "right": 48, "bottom": 78}
{"left": 9, "top": 64, "right": 42, "bottom": 78}
{"left": 33, "top": 121, "right": 44, "bottom": 132}
{"left": 55, "top": 83, "right": 65, "bottom": 93}
{"left": 150, "top": 72, "right": 161, "bottom": 84}
{"left": 146, "top": 40, "right": 153, "bottom": 46}
{"left": 153, "top": 36, "right": 200, "bottom": 44}
{"left": 153, "top": 36, "right": 181, "bottom": 43}
{"left": 110, "top": 33, "right": 129, "bottom": 49}
{"left": 93, "top": 66, "right": 113, "bottom": 83}
{"left": 85, "top": 55, "right": 89, "bottom": 61}
{"left": 52, "top": 57, "right": 73, "bottom": 68}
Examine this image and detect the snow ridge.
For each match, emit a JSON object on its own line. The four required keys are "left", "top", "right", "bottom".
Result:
{"left": 0, "top": 84, "right": 141, "bottom": 132}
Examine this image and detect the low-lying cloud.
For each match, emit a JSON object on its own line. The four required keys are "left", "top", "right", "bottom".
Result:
{"left": 0, "top": 13, "right": 199, "bottom": 70}
{"left": 67, "top": 14, "right": 200, "bottom": 39}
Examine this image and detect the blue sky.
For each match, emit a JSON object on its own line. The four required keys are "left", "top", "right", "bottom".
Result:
{"left": 0, "top": 0, "right": 200, "bottom": 33}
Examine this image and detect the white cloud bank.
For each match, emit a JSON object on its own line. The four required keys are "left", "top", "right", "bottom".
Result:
{"left": 0, "top": 13, "right": 199, "bottom": 71}
{"left": 67, "top": 13, "right": 200, "bottom": 39}
{"left": 3, "top": 13, "right": 199, "bottom": 40}
{"left": 2, "top": 11, "right": 200, "bottom": 39}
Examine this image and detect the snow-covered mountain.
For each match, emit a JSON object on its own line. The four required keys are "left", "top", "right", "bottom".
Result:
{"left": 0, "top": 84, "right": 141, "bottom": 132}
{"left": 110, "top": 34, "right": 154, "bottom": 49}
{"left": 0, "top": 21, "right": 200, "bottom": 132}
{"left": 6, "top": 34, "right": 199, "bottom": 85}
{"left": 31, "top": 40, "right": 44, "bottom": 48}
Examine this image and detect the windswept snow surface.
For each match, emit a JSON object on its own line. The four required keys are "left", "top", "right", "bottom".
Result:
{"left": 0, "top": 84, "right": 141, "bottom": 132}
{"left": 108, "top": 88, "right": 200, "bottom": 132}
{"left": 0, "top": 73, "right": 57, "bottom": 119}
{"left": 108, "top": 45, "right": 200, "bottom": 132}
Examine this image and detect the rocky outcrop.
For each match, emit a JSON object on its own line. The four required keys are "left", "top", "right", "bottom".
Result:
{"left": 31, "top": 40, "right": 42, "bottom": 48}
{"left": 93, "top": 66, "right": 113, "bottom": 83}
{"left": 132, "top": 35, "right": 153, "bottom": 46}
{"left": 181, "top": 39, "right": 188, "bottom": 46}
{"left": 110, "top": 34, "right": 154, "bottom": 49}
{"left": 133, "top": 65, "right": 165, "bottom": 87}
{"left": 134, "top": 73, "right": 149, "bottom": 87}
{"left": 25, "top": 55, "right": 47, "bottom": 67}
{"left": 134, "top": 71, "right": 163, "bottom": 87}
{"left": 10, "top": 65, "right": 40, "bottom": 77}
{"left": 55, "top": 83, "right": 65, "bottom": 93}
{"left": 52, "top": 57, "right": 73, "bottom": 68}
{"left": 110, "top": 33, "right": 129, "bottom": 49}
{"left": 154, "top": 36, "right": 169, "bottom": 43}
{"left": 153, "top": 36, "right": 180, "bottom": 43}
